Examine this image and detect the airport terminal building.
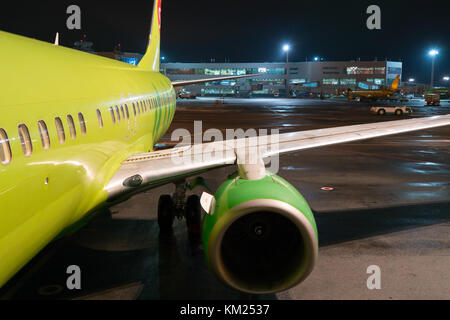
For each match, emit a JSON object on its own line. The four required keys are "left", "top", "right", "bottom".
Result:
{"left": 160, "top": 61, "right": 403, "bottom": 97}
{"left": 91, "top": 48, "right": 403, "bottom": 97}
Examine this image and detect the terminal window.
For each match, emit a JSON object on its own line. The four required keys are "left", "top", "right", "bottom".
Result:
{"left": 166, "top": 68, "right": 196, "bottom": 75}
{"left": 323, "top": 78, "right": 339, "bottom": 85}
{"left": 246, "top": 79, "right": 284, "bottom": 86}
{"left": 388, "top": 67, "right": 402, "bottom": 75}
{"left": 202, "top": 88, "right": 235, "bottom": 95}
{"left": 374, "top": 67, "right": 386, "bottom": 74}
{"left": 247, "top": 68, "right": 284, "bottom": 75}
{"left": 205, "top": 68, "right": 238, "bottom": 76}
{"left": 340, "top": 79, "right": 356, "bottom": 85}
{"left": 290, "top": 79, "right": 306, "bottom": 84}
{"left": 367, "top": 78, "right": 385, "bottom": 85}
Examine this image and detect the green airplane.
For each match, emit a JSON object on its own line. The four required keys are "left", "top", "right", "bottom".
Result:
{"left": 1, "top": 0, "right": 450, "bottom": 294}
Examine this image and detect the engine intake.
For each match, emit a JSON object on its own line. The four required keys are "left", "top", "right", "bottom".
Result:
{"left": 202, "top": 174, "right": 318, "bottom": 294}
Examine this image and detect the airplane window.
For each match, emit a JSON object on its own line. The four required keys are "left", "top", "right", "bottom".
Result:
{"left": 132, "top": 103, "right": 137, "bottom": 116}
{"left": 0, "top": 128, "right": 12, "bottom": 165}
{"left": 125, "top": 104, "right": 130, "bottom": 119}
{"left": 97, "top": 109, "right": 103, "bottom": 129}
{"left": 115, "top": 106, "right": 121, "bottom": 122}
{"left": 109, "top": 107, "right": 116, "bottom": 124}
{"left": 78, "top": 113, "right": 87, "bottom": 135}
{"left": 38, "top": 120, "right": 50, "bottom": 150}
{"left": 67, "top": 115, "right": 77, "bottom": 140}
{"left": 120, "top": 105, "right": 125, "bottom": 119}
{"left": 55, "top": 117, "right": 65, "bottom": 144}
{"left": 18, "top": 124, "right": 33, "bottom": 157}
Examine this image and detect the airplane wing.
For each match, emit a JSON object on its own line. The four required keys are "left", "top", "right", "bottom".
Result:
{"left": 171, "top": 74, "right": 261, "bottom": 88}
{"left": 105, "top": 114, "right": 450, "bottom": 202}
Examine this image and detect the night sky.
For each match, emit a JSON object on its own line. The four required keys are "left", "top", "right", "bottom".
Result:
{"left": 1, "top": 0, "right": 449, "bottom": 84}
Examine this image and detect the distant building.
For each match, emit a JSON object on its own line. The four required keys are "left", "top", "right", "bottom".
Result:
{"left": 73, "top": 40, "right": 95, "bottom": 53}
{"left": 93, "top": 53, "right": 403, "bottom": 97}
{"left": 97, "top": 51, "right": 143, "bottom": 66}
{"left": 160, "top": 61, "right": 402, "bottom": 97}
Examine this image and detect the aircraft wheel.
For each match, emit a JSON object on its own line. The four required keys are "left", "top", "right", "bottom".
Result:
{"left": 158, "top": 195, "right": 175, "bottom": 232}
{"left": 185, "top": 195, "right": 202, "bottom": 235}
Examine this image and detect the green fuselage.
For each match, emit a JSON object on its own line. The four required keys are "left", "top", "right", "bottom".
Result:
{"left": 0, "top": 31, "right": 176, "bottom": 287}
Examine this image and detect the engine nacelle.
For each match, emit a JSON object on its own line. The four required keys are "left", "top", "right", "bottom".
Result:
{"left": 202, "top": 173, "right": 318, "bottom": 294}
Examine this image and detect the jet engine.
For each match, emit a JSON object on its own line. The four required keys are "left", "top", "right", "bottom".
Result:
{"left": 202, "top": 173, "right": 318, "bottom": 294}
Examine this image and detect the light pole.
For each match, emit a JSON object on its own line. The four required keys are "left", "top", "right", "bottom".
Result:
{"left": 429, "top": 49, "right": 439, "bottom": 88}
{"left": 283, "top": 44, "right": 290, "bottom": 98}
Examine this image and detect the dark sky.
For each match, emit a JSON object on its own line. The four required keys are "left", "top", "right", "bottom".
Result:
{"left": 1, "top": 0, "right": 449, "bottom": 84}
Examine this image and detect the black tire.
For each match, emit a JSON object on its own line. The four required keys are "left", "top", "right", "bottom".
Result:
{"left": 395, "top": 109, "right": 403, "bottom": 116}
{"left": 185, "top": 195, "right": 202, "bottom": 234}
{"left": 377, "top": 109, "right": 386, "bottom": 115}
{"left": 158, "top": 195, "right": 175, "bottom": 232}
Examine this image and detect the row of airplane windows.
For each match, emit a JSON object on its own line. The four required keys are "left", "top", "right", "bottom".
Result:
{"left": 0, "top": 112, "right": 88, "bottom": 166}
{"left": 110, "top": 95, "right": 157, "bottom": 124}
{"left": 0, "top": 93, "right": 175, "bottom": 166}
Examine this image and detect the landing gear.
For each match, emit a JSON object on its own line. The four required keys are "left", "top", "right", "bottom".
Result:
{"left": 157, "top": 180, "right": 204, "bottom": 239}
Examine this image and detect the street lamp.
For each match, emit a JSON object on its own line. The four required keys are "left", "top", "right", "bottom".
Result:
{"left": 443, "top": 76, "right": 449, "bottom": 81}
{"left": 408, "top": 78, "right": 415, "bottom": 82}
{"left": 314, "top": 57, "right": 319, "bottom": 61}
{"left": 283, "top": 44, "right": 291, "bottom": 98}
{"left": 428, "top": 49, "right": 439, "bottom": 88}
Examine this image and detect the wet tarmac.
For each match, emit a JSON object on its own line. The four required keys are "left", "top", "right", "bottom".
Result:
{"left": 2, "top": 97, "right": 449, "bottom": 300}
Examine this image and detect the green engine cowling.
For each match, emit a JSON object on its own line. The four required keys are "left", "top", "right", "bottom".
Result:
{"left": 202, "top": 172, "right": 319, "bottom": 294}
